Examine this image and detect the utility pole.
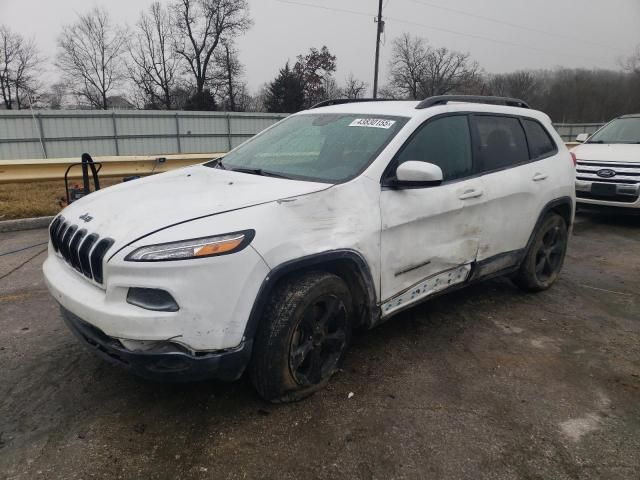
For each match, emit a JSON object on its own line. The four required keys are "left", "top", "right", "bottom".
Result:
{"left": 373, "top": 0, "right": 384, "bottom": 98}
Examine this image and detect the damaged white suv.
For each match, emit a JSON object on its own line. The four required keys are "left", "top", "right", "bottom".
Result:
{"left": 44, "top": 96, "right": 575, "bottom": 402}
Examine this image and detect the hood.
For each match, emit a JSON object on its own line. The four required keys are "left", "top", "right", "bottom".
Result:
{"left": 572, "top": 143, "right": 640, "bottom": 163}
{"left": 60, "top": 165, "right": 330, "bottom": 248}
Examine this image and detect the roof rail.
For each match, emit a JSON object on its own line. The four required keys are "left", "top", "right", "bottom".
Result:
{"left": 416, "top": 95, "right": 530, "bottom": 110}
{"left": 310, "top": 98, "right": 393, "bottom": 109}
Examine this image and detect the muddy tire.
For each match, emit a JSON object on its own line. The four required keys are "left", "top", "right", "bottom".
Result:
{"left": 513, "top": 213, "right": 568, "bottom": 292}
{"left": 250, "top": 271, "right": 353, "bottom": 403}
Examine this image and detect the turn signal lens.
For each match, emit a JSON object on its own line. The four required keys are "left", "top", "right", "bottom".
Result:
{"left": 125, "top": 230, "right": 255, "bottom": 262}
{"left": 194, "top": 237, "right": 244, "bottom": 257}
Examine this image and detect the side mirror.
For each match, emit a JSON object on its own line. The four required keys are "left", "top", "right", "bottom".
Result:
{"left": 575, "top": 133, "right": 589, "bottom": 143}
{"left": 391, "top": 161, "right": 443, "bottom": 187}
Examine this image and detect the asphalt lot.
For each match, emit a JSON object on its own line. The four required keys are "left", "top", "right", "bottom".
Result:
{"left": 1, "top": 213, "right": 639, "bottom": 480}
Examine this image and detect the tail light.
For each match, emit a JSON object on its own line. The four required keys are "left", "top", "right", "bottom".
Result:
{"left": 569, "top": 152, "right": 577, "bottom": 167}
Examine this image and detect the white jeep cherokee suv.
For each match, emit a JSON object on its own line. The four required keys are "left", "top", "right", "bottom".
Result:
{"left": 44, "top": 96, "right": 576, "bottom": 402}
{"left": 573, "top": 114, "right": 640, "bottom": 210}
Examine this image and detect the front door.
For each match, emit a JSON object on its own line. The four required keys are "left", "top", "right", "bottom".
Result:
{"left": 380, "top": 114, "right": 485, "bottom": 316}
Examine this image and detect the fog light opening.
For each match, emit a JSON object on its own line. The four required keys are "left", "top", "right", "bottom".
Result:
{"left": 126, "top": 288, "right": 179, "bottom": 312}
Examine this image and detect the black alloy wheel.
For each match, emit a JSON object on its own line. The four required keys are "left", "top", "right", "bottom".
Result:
{"left": 513, "top": 213, "right": 569, "bottom": 292}
{"left": 289, "top": 294, "right": 348, "bottom": 386}
{"left": 533, "top": 221, "right": 567, "bottom": 283}
{"left": 250, "top": 271, "right": 353, "bottom": 402}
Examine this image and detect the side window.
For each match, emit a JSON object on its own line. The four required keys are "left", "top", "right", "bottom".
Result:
{"left": 473, "top": 115, "right": 529, "bottom": 172}
{"left": 396, "top": 115, "right": 472, "bottom": 181}
{"left": 522, "top": 119, "right": 558, "bottom": 159}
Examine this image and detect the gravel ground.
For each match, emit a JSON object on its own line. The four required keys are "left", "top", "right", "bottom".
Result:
{"left": 0, "top": 212, "right": 639, "bottom": 480}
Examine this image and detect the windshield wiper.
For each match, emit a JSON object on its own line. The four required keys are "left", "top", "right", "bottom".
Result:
{"left": 230, "top": 167, "right": 293, "bottom": 179}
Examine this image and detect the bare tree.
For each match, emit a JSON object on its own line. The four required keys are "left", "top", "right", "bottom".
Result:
{"left": 322, "top": 77, "right": 341, "bottom": 101}
{"left": 0, "top": 26, "right": 42, "bottom": 109}
{"left": 420, "top": 47, "right": 480, "bottom": 97}
{"left": 389, "top": 34, "right": 480, "bottom": 99}
{"left": 0, "top": 26, "right": 20, "bottom": 109}
{"left": 377, "top": 84, "right": 402, "bottom": 100}
{"left": 173, "top": 0, "right": 252, "bottom": 104}
{"left": 622, "top": 44, "right": 640, "bottom": 75}
{"left": 388, "top": 34, "right": 428, "bottom": 99}
{"left": 486, "top": 71, "right": 539, "bottom": 101}
{"left": 45, "top": 82, "right": 68, "bottom": 109}
{"left": 212, "top": 39, "right": 246, "bottom": 111}
{"left": 244, "top": 83, "right": 268, "bottom": 112}
{"left": 56, "top": 8, "right": 128, "bottom": 110}
{"left": 343, "top": 74, "right": 368, "bottom": 99}
{"left": 128, "top": 2, "right": 181, "bottom": 109}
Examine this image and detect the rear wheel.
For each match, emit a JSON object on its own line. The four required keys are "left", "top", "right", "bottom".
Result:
{"left": 513, "top": 213, "right": 568, "bottom": 292}
{"left": 250, "top": 271, "right": 352, "bottom": 403}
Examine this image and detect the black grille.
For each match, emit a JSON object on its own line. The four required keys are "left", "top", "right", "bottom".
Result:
{"left": 91, "top": 238, "right": 115, "bottom": 284}
{"left": 69, "top": 229, "right": 87, "bottom": 271}
{"left": 49, "top": 216, "right": 114, "bottom": 284}
{"left": 49, "top": 217, "right": 62, "bottom": 252}
{"left": 79, "top": 234, "right": 98, "bottom": 279}
{"left": 577, "top": 191, "right": 639, "bottom": 203}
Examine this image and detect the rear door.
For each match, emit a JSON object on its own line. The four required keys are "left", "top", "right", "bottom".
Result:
{"left": 470, "top": 114, "right": 560, "bottom": 272}
{"left": 379, "top": 114, "right": 486, "bottom": 313}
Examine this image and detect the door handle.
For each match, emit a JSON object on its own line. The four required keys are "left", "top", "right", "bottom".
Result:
{"left": 458, "top": 188, "right": 483, "bottom": 200}
{"left": 532, "top": 173, "right": 548, "bottom": 182}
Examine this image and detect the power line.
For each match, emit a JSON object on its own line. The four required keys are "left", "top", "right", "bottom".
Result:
{"left": 408, "top": 0, "right": 627, "bottom": 54}
{"left": 274, "top": 0, "right": 610, "bottom": 64}
{"left": 274, "top": 0, "right": 372, "bottom": 18}
{"left": 386, "top": 15, "right": 608, "bottom": 63}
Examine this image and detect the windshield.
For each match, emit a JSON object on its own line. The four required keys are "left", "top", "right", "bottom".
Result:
{"left": 587, "top": 117, "right": 640, "bottom": 144}
{"left": 208, "top": 113, "right": 408, "bottom": 183}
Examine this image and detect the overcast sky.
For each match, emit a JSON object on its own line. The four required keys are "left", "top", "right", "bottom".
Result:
{"left": 1, "top": 0, "right": 639, "bottom": 94}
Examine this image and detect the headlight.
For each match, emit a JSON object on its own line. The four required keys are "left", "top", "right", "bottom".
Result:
{"left": 125, "top": 230, "right": 255, "bottom": 262}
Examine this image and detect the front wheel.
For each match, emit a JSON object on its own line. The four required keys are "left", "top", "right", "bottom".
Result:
{"left": 250, "top": 271, "right": 353, "bottom": 403}
{"left": 513, "top": 213, "right": 569, "bottom": 292}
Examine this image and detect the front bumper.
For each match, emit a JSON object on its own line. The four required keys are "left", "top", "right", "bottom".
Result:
{"left": 575, "top": 180, "right": 640, "bottom": 208}
{"left": 61, "top": 306, "right": 252, "bottom": 382}
{"left": 43, "top": 240, "right": 270, "bottom": 351}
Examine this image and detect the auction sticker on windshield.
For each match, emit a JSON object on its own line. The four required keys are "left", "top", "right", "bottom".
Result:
{"left": 349, "top": 118, "right": 396, "bottom": 129}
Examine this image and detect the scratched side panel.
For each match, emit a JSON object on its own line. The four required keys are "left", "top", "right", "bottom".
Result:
{"left": 251, "top": 177, "right": 384, "bottom": 295}
{"left": 378, "top": 179, "right": 485, "bottom": 302}
{"left": 131, "top": 176, "right": 384, "bottom": 299}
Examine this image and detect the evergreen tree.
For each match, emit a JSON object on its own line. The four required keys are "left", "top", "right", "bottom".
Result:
{"left": 184, "top": 89, "right": 217, "bottom": 111}
{"left": 264, "top": 62, "right": 305, "bottom": 113}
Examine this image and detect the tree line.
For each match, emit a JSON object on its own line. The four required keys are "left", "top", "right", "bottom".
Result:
{"left": 1, "top": 3, "right": 639, "bottom": 123}
{"left": 381, "top": 34, "right": 640, "bottom": 123}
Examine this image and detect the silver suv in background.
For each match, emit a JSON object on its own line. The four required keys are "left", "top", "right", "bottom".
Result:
{"left": 574, "top": 114, "right": 640, "bottom": 210}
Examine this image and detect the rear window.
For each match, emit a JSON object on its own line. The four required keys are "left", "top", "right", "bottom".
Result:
{"left": 522, "top": 119, "right": 557, "bottom": 159}
{"left": 474, "top": 115, "right": 529, "bottom": 172}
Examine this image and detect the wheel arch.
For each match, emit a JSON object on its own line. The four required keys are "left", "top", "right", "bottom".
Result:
{"left": 524, "top": 196, "right": 574, "bottom": 255}
{"left": 243, "top": 250, "right": 379, "bottom": 343}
